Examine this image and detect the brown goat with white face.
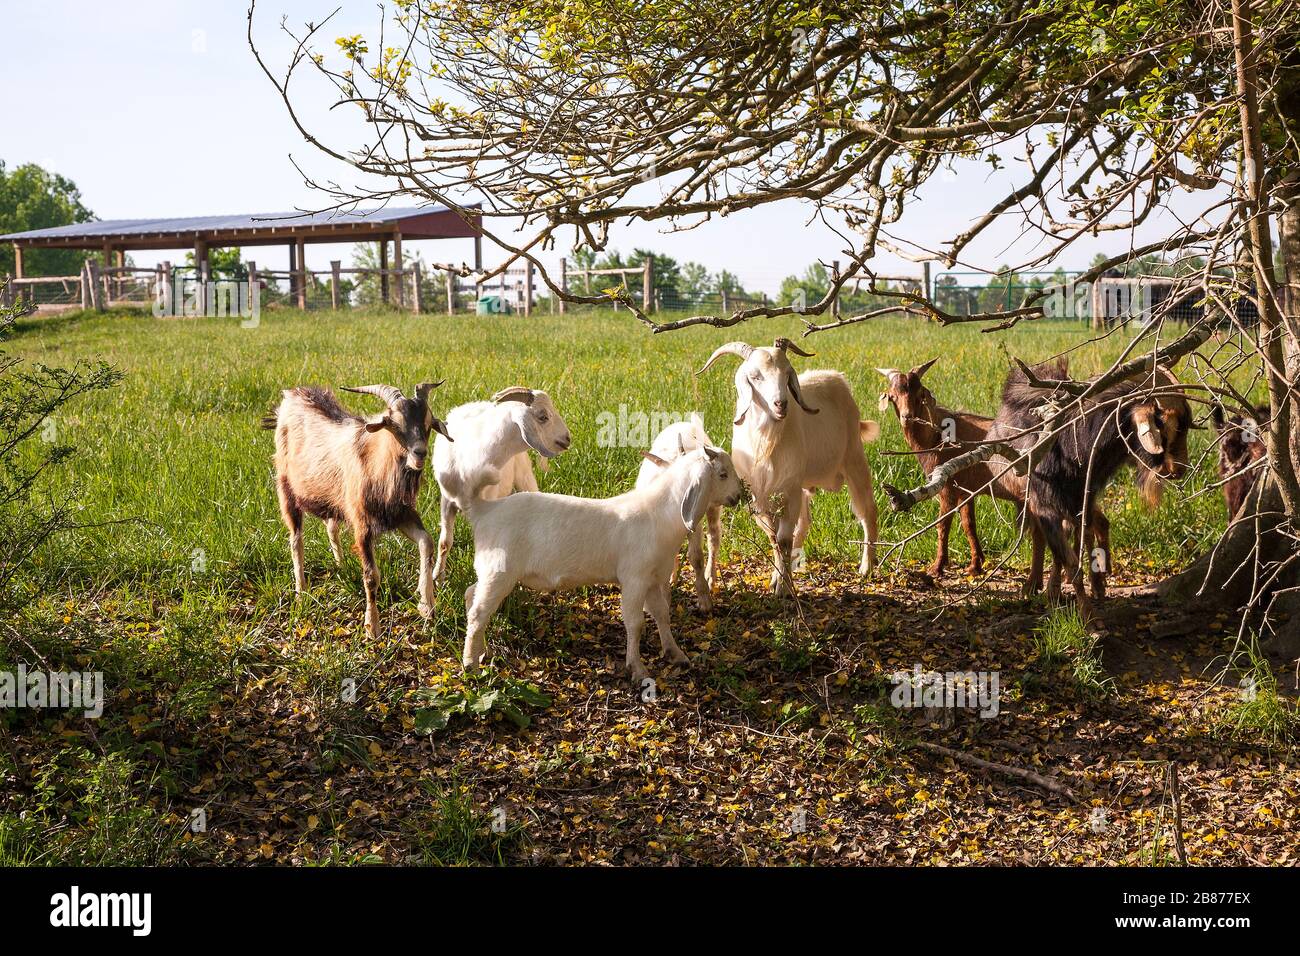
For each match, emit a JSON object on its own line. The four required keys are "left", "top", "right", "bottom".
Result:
{"left": 875, "top": 358, "right": 1047, "bottom": 584}
{"left": 262, "top": 382, "right": 451, "bottom": 637}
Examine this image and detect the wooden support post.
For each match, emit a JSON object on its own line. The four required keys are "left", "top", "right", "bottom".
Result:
{"left": 81, "top": 262, "right": 92, "bottom": 310}
{"left": 412, "top": 261, "right": 422, "bottom": 314}
{"left": 162, "top": 261, "right": 173, "bottom": 315}
{"left": 524, "top": 262, "right": 533, "bottom": 317}
{"left": 473, "top": 234, "right": 482, "bottom": 271}
{"left": 88, "top": 259, "right": 105, "bottom": 311}
{"left": 558, "top": 257, "right": 567, "bottom": 315}
{"left": 287, "top": 242, "right": 297, "bottom": 304}
{"left": 393, "top": 232, "right": 404, "bottom": 308}
{"left": 195, "top": 241, "right": 209, "bottom": 315}
{"left": 922, "top": 261, "right": 932, "bottom": 309}
{"left": 720, "top": 288, "right": 729, "bottom": 312}
{"left": 330, "top": 261, "right": 341, "bottom": 310}
{"left": 12, "top": 244, "right": 23, "bottom": 280}
{"left": 295, "top": 237, "right": 307, "bottom": 310}
{"left": 446, "top": 269, "right": 456, "bottom": 314}
{"left": 643, "top": 258, "right": 653, "bottom": 313}
{"left": 379, "top": 240, "right": 389, "bottom": 304}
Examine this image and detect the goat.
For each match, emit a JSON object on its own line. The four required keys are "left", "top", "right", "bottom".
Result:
{"left": 1212, "top": 403, "right": 1268, "bottom": 518}
{"left": 635, "top": 413, "right": 722, "bottom": 611}
{"left": 875, "top": 358, "right": 1045, "bottom": 582}
{"left": 430, "top": 387, "right": 572, "bottom": 582}
{"left": 989, "top": 365, "right": 1191, "bottom": 617}
{"left": 459, "top": 445, "right": 743, "bottom": 685}
{"left": 262, "top": 382, "right": 451, "bottom": 637}
{"left": 699, "top": 338, "right": 879, "bottom": 595}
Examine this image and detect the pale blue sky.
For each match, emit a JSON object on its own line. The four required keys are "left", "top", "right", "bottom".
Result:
{"left": 2, "top": 1, "right": 1212, "bottom": 294}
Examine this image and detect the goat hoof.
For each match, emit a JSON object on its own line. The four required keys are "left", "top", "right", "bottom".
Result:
{"left": 695, "top": 593, "right": 713, "bottom": 614}
{"left": 418, "top": 602, "right": 434, "bottom": 620}
{"left": 663, "top": 647, "right": 690, "bottom": 667}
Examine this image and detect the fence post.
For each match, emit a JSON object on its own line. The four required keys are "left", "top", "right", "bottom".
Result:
{"left": 643, "top": 259, "right": 653, "bottom": 313}
{"left": 446, "top": 270, "right": 456, "bottom": 314}
{"left": 524, "top": 262, "right": 533, "bottom": 317}
{"left": 295, "top": 237, "right": 307, "bottom": 310}
{"left": 831, "top": 260, "right": 841, "bottom": 322}
{"left": 162, "top": 261, "right": 173, "bottom": 316}
{"left": 558, "top": 257, "right": 567, "bottom": 314}
{"left": 81, "top": 263, "right": 92, "bottom": 311}
{"left": 3, "top": 272, "right": 13, "bottom": 309}
{"left": 393, "top": 232, "right": 405, "bottom": 308}
{"left": 330, "top": 260, "right": 341, "bottom": 310}
{"left": 412, "top": 261, "right": 423, "bottom": 314}
{"left": 720, "top": 288, "right": 729, "bottom": 313}
{"left": 88, "top": 259, "right": 105, "bottom": 311}
{"left": 922, "top": 261, "right": 932, "bottom": 309}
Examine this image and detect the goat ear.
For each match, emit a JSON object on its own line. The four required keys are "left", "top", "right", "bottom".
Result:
{"left": 702, "top": 444, "right": 720, "bottom": 461}
{"left": 680, "top": 466, "right": 709, "bottom": 532}
{"left": 364, "top": 413, "right": 390, "bottom": 433}
{"left": 432, "top": 418, "right": 453, "bottom": 441}
{"left": 733, "top": 378, "right": 753, "bottom": 425}
{"left": 787, "top": 370, "right": 820, "bottom": 414}
{"left": 518, "top": 415, "right": 552, "bottom": 457}
{"left": 641, "top": 451, "right": 669, "bottom": 468}
{"left": 877, "top": 392, "right": 890, "bottom": 412}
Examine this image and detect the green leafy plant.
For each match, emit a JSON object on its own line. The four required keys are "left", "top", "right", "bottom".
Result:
{"left": 1028, "top": 606, "right": 1114, "bottom": 700}
{"left": 413, "top": 668, "right": 552, "bottom": 733}
{"left": 1214, "top": 637, "right": 1299, "bottom": 747}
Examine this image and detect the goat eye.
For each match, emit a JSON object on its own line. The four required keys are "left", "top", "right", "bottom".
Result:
{"left": 537, "top": 412, "right": 549, "bottom": 423}
{"left": 719, "top": 472, "right": 728, "bottom": 480}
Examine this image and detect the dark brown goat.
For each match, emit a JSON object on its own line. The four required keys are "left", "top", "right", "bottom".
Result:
{"left": 876, "top": 358, "right": 1046, "bottom": 584}
{"left": 989, "top": 366, "right": 1192, "bottom": 618}
{"left": 1211, "top": 404, "right": 1268, "bottom": 518}
{"left": 263, "top": 382, "right": 451, "bottom": 637}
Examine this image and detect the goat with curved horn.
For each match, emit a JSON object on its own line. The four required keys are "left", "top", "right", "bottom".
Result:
{"left": 341, "top": 384, "right": 404, "bottom": 406}
{"left": 696, "top": 342, "right": 754, "bottom": 375}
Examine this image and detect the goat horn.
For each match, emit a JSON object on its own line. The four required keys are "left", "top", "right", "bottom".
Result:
{"left": 875, "top": 367, "right": 900, "bottom": 379}
{"left": 341, "top": 384, "right": 403, "bottom": 406}
{"left": 696, "top": 342, "right": 753, "bottom": 375}
{"left": 414, "top": 381, "right": 443, "bottom": 403}
{"left": 491, "top": 386, "right": 535, "bottom": 405}
{"left": 773, "top": 337, "right": 815, "bottom": 357}
{"left": 911, "top": 357, "right": 939, "bottom": 378}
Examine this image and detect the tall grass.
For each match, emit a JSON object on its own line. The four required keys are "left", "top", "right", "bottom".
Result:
{"left": 10, "top": 305, "right": 1227, "bottom": 608}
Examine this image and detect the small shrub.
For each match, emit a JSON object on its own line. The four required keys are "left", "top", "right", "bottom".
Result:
{"left": 413, "top": 668, "right": 552, "bottom": 733}
{"left": 1029, "top": 606, "right": 1113, "bottom": 699}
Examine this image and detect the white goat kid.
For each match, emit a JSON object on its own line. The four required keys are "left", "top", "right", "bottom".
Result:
{"left": 699, "top": 338, "right": 880, "bottom": 596}
{"left": 461, "top": 446, "right": 743, "bottom": 685}
{"left": 635, "top": 414, "right": 722, "bottom": 611}
{"left": 431, "top": 387, "right": 571, "bottom": 581}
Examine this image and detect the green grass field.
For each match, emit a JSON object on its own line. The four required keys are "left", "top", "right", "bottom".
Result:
{"left": 8, "top": 305, "right": 1289, "bottom": 867}
{"left": 14, "top": 304, "right": 1225, "bottom": 595}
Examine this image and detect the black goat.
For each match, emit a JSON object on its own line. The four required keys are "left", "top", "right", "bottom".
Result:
{"left": 989, "top": 366, "right": 1192, "bottom": 617}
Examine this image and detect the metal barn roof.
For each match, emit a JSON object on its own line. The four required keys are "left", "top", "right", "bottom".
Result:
{"left": 1, "top": 205, "right": 481, "bottom": 250}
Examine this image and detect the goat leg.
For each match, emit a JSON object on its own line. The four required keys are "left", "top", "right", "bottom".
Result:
{"left": 356, "top": 530, "right": 380, "bottom": 638}
{"left": 959, "top": 498, "right": 983, "bottom": 576}
{"left": 399, "top": 515, "right": 436, "bottom": 618}
{"left": 647, "top": 583, "right": 688, "bottom": 665}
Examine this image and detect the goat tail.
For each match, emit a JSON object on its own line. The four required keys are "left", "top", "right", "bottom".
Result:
{"left": 260, "top": 411, "right": 278, "bottom": 431}
{"left": 860, "top": 419, "right": 881, "bottom": 444}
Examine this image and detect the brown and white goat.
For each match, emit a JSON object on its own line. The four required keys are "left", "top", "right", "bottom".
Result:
{"left": 699, "top": 338, "right": 879, "bottom": 596}
{"left": 1212, "top": 404, "right": 1268, "bottom": 518}
{"left": 875, "top": 358, "right": 1044, "bottom": 582}
{"left": 988, "top": 365, "right": 1191, "bottom": 618}
{"left": 263, "top": 382, "right": 451, "bottom": 637}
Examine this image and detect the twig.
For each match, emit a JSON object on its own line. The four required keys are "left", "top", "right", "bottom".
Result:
{"left": 915, "top": 741, "right": 1080, "bottom": 802}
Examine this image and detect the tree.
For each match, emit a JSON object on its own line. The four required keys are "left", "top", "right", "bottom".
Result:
{"left": 253, "top": 0, "right": 1300, "bottom": 650}
{"left": 0, "top": 161, "right": 94, "bottom": 277}
{"left": 0, "top": 290, "right": 120, "bottom": 611}
{"left": 185, "top": 247, "right": 246, "bottom": 280}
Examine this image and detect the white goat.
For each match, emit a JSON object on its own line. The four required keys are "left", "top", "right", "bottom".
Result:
{"left": 430, "top": 387, "right": 571, "bottom": 581}
{"left": 460, "top": 446, "right": 743, "bottom": 685}
{"left": 699, "top": 338, "right": 880, "bottom": 595}
{"left": 634, "top": 413, "right": 722, "bottom": 611}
